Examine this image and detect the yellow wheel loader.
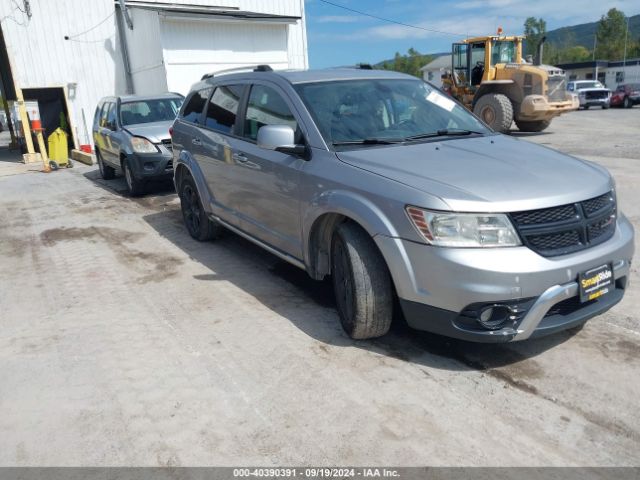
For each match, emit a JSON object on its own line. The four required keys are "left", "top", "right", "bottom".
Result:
{"left": 442, "top": 31, "right": 579, "bottom": 133}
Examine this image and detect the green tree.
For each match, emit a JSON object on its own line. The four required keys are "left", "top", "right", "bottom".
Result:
{"left": 524, "top": 17, "right": 547, "bottom": 57}
{"left": 595, "top": 8, "right": 628, "bottom": 60}
{"left": 374, "top": 48, "right": 433, "bottom": 78}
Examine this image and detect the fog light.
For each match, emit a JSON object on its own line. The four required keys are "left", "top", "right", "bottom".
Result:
{"left": 477, "top": 305, "right": 513, "bottom": 330}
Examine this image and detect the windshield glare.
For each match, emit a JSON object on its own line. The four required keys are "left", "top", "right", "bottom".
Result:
{"left": 120, "top": 98, "right": 183, "bottom": 126}
{"left": 294, "top": 79, "right": 491, "bottom": 148}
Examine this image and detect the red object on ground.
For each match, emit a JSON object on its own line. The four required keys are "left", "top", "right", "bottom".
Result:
{"left": 80, "top": 144, "right": 92, "bottom": 153}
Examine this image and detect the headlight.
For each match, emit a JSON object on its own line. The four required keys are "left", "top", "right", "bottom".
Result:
{"left": 131, "top": 136, "right": 158, "bottom": 153}
{"left": 406, "top": 206, "right": 521, "bottom": 247}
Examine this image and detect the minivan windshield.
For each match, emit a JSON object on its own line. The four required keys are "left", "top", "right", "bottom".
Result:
{"left": 294, "top": 79, "right": 491, "bottom": 148}
{"left": 120, "top": 98, "right": 183, "bottom": 126}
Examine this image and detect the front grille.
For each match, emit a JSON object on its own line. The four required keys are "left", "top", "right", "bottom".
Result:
{"left": 511, "top": 204, "right": 576, "bottom": 225}
{"left": 547, "top": 76, "right": 566, "bottom": 102}
{"left": 586, "top": 91, "right": 608, "bottom": 100}
{"left": 510, "top": 191, "right": 616, "bottom": 257}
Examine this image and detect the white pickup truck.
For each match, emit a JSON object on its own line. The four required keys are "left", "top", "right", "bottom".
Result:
{"left": 567, "top": 80, "right": 611, "bottom": 109}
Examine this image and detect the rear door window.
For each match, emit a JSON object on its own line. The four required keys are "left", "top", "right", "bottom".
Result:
{"left": 204, "top": 85, "right": 244, "bottom": 134}
{"left": 99, "top": 102, "right": 112, "bottom": 128}
{"left": 181, "top": 88, "right": 212, "bottom": 124}
{"left": 106, "top": 103, "right": 117, "bottom": 129}
{"left": 243, "top": 85, "right": 298, "bottom": 142}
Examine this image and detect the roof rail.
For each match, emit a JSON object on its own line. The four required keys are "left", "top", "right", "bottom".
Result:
{"left": 201, "top": 65, "right": 274, "bottom": 80}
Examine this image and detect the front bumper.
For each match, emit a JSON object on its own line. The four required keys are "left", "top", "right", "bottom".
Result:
{"left": 519, "top": 94, "right": 579, "bottom": 120}
{"left": 579, "top": 97, "right": 610, "bottom": 107}
{"left": 375, "top": 215, "right": 634, "bottom": 342}
{"left": 128, "top": 145, "right": 173, "bottom": 179}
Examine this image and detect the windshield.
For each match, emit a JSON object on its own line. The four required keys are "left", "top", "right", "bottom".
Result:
{"left": 577, "top": 81, "right": 604, "bottom": 89}
{"left": 491, "top": 41, "right": 517, "bottom": 64}
{"left": 294, "top": 79, "right": 491, "bottom": 148}
{"left": 120, "top": 98, "right": 183, "bottom": 126}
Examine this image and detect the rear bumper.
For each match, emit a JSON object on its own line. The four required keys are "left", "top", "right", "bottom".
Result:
{"left": 374, "top": 215, "right": 634, "bottom": 342}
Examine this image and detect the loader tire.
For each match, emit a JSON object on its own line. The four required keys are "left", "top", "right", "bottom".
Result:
{"left": 515, "top": 119, "right": 551, "bottom": 132}
{"left": 473, "top": 93, "right": 513, "bottom": 133}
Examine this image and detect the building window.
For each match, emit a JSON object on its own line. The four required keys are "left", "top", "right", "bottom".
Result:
{"left": 569, "top": 74, "right": 577, "bottom": 81}
{"left": 616, "top": 71, "right": 625, "bottom": 83}
{"left": 428, "top": 72, "right": 434, "bottom": 81}
{"left": 586, "top": 73, "right": 593, "bottom": 80}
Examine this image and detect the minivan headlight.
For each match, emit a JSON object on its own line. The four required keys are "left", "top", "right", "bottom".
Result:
{"left": 131, "top": 136, "right": 158, "bottom": 153}
{"left": 406, "top": 206, "right": 521, "bottom": 247}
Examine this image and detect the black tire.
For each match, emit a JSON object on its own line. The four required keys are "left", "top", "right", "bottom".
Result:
{"left": 123, "top": 158, "right": 145, "bottom": 197}
{"left": 179, "top": 174, "right": 222, "bottom": 241}
{"left": 96, "top": 150, "right": 115, "bottom": 180}
{"left": 623, "top": 97, "right": 632, "bottom": 108}
{"left": 331, "top": 222, "right": 393, "bottom": 339}
{"left": 602, "top": 104, "right": 610, "bottom": 110}
{"left": 515, "top": 119, "right": 551, "bottom": 132}
{"left": 473, "top": 93, "right": 513, "bottom": 133}
{"left": 583, "top": 105, "right": 590, "bottom": 110}
{"left": 49, "top": 161, "right": 59, "bottom": 171}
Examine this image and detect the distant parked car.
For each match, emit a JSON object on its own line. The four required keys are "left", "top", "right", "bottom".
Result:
{"left": 92, "top": 93, "right": 184, "bottom": 196}
{"left": 610, "top": 83, "right": 640, "bottom": 108}
{"left": 567, "top": 80, "right": 610, "bottom": 109}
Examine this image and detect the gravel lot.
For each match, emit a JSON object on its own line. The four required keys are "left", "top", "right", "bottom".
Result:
{"left": 0, "top": 109, "right": 638, "bottom": 466}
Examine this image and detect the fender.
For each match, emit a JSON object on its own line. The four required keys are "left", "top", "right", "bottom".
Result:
{"left": 302, "top": 189, "right": 403, "bottom": 278}
{"left": 174, "top": 152, "right": 215, "bottom": 214}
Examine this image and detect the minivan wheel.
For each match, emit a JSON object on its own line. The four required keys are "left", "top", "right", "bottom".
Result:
{"left": 331, "top": 222, "right": 393, "bottom": 339}
{"left": 179, "top": 175, "right": 222, "bottom": 241}
{"left": 623, "top": 96, "right": 632, "bottom": 108}
{"left": 96, "top": 150, "right": 115, "bottom": 180}
{"left": 123, "top": 159, "right": 145, "bottom": 197}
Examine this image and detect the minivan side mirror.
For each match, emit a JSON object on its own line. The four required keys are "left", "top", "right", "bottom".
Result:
{"left": 257, "top": 125, "right": 307, "bottom": 158}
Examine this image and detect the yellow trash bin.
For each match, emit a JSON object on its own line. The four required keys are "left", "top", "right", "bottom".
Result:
{"left": 47, "top": 128, "right": 72, "bottom": 169}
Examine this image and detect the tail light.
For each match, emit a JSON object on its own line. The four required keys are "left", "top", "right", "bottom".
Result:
{"left": 169, "top": 126, "right": 174, "bottom": 137}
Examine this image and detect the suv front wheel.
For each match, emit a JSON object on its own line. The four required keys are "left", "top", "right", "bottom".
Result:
{"left": 331, "top": 222, "right": 393, "bottom": 339}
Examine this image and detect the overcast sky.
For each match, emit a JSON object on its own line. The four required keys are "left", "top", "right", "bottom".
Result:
{"left": 305, "top": 0, "right": 640, "bottom": 67}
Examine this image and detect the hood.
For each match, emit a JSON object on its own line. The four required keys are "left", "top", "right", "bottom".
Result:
{"left": 335, "top": 135, "right": 612, "bottom": 212}
{"left": 124, "top": 121, "right": 173, "bottom": 143}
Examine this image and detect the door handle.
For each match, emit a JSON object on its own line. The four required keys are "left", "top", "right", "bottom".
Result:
{"left": 232, "top": 152, "right": 248, "bottom": 163}
{"left": 191, "top": 138, "right": 202, "bottom": 146}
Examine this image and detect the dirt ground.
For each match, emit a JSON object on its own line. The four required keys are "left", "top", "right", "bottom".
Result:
{"left": 0, "top": 109, "right": 639, "bottom": 466}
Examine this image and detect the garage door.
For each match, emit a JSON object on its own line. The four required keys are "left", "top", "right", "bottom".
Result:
{"left": 161, "top": 18, "right": 290, "bottom": 95}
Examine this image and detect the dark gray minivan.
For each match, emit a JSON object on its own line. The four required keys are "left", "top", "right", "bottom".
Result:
{"left": 93, "top": 93, "right": 183, "bottom": 195}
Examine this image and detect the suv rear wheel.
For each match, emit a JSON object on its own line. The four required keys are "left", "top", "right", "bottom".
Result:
{"left": 179, "top": 174, "right": 222, "bottom": 241}
{"left": 331, "top": 222, "right": 393, "bottom": 339}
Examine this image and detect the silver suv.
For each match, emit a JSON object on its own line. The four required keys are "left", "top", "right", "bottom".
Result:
{"left": 171, "top": 67, "right": 634, "bottom": 342}
{"left": 93, "top": 94, "right": 183, "bottom": 195}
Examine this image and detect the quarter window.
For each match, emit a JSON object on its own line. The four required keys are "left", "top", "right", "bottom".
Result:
{"left": 182, "top": 88, "right": 212, "bottom": 124}
{"left": 244, "top": 85, "right": 298, "bottom": 141}
{"left": 205, "top": 85, "right": 244, "bottom": 134}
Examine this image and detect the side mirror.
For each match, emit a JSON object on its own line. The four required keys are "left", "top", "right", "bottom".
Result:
{"left": 257, "top": 125, "right": 307, "bottom": 158}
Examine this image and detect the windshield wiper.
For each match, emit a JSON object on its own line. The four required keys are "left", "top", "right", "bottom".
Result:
{"left": 332, "top": 138, "right": 404, "bottom": 146}
{"left": 404, "top": 129, "right": 485, "bottom": 141}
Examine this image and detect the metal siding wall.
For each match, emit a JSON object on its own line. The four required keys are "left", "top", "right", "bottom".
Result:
{"left": 0, "top": 0, "right": 125, "bottom": 146}
{"left": 160, "top": 18, "right": 289, "bottom": 94}
{"left": 129, "top": 0, "right": 308, "bottom": 70}
{"left": 124, "top": 8, "right": 168, "bottom": 94}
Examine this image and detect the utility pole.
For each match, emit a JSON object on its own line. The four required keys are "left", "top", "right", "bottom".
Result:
{"left": 622, "top": 15, "right": 629, "bottom": 83}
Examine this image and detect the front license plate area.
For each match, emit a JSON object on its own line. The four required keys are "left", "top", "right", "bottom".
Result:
{"left": 579, "top": 263, "right": 614, "bottom": 303}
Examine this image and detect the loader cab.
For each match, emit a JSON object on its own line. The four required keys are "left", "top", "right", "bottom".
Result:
{"left": 452, "top": 36, "right": 522, "bottom": 88}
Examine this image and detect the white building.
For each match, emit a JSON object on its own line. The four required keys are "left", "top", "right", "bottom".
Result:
{"left": 420, "top": 55, "right": 451, "bottom": 89}
{"left": 557, "top": 59, "right": 640, "bottom": 90}
{"left": 0, "top": 0, "right": 308, "bottom": 152}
